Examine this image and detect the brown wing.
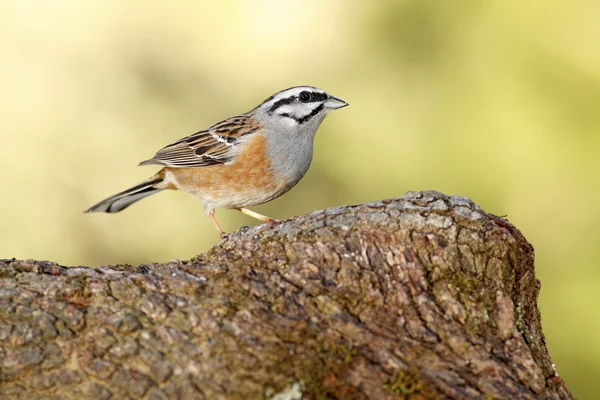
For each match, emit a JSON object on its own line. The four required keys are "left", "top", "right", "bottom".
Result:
{"left": 139, "top": 114, "right": 261, "bottom": 168}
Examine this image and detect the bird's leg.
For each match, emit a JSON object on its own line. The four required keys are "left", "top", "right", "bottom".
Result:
{"left": 208, "top": 211, "right": 228, "bottom": 238}
{"left": 235, "top": 208, "right": 278, "bottom": 223}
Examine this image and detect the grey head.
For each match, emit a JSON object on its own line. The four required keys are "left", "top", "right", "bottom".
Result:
{"left": 249, "top": 86, "right": 348, "bottom": 191}
{"left": 252, "top": 86, "right": 348, "bottom": 136}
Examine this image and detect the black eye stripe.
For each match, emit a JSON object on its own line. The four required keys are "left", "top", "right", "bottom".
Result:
{"left": 308, "top": 92, "right": 327, "bottom": 102}
{"left": 268, "top": 91, "right": 328, "bottom": 113}
{"left": 299, "top": 91, "right": 327, "bottom": 103}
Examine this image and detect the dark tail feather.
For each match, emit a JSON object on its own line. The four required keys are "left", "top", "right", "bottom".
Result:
{"left": 85, "top": 176, "right": 164, "bottom": 213}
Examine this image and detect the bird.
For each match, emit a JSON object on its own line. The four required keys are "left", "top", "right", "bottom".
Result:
{"left": 85, "top": 86, "right": 348, "bottom": 237}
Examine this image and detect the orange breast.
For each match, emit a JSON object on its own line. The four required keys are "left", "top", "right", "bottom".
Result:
{"left": 164, "top": 133, "right": 288, "bottom": 208}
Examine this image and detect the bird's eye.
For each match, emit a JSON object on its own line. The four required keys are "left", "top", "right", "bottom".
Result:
{"left": 298, "top": 91, "right": 312, "bottom": 103}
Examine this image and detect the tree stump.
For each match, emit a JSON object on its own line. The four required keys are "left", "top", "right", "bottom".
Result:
{"left": 0, "top": 191, "right": 572, "bottom": 399}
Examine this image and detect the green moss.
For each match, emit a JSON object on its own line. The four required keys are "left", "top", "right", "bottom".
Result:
{"left": 449, "top": 272, "right": 496, "bottom": 322}
{"left": 383, "top": 366, "right": 440, "bottom": 399}
{"left": 299, "top": 356, "right": 329, "bottom": 400}
{"left": 292, "top": 342, "right": 361, "bottom": 400}
{"left": 344, "top": 347, "right": 358, "bottom": 364}
{"left": 0, "top": 267, "right": 18, "bottom": 279}
{"left": 514, "top": 301, "right": 524, "bottom": 333}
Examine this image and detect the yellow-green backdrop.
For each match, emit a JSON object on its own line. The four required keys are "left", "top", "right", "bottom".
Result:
{"left": 2, "top": 1, "right": 598, "bottom": 397}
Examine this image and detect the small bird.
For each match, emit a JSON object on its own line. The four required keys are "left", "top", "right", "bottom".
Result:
{"left": 85, "top": 86, "right": 348, "bottom": 237}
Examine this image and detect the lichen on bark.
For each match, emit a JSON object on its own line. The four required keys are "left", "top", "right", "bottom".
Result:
{"left": 0, "top": 191, "right": 572, "bottom": 399}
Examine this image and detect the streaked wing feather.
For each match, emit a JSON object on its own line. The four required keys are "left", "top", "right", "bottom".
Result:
{"left": 139, "top": 114, "right": 260, "bottom": 168}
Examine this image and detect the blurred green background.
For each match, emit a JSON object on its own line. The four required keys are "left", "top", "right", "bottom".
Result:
{"left": 2, "top": 1, "right": 598, "bottom": 397}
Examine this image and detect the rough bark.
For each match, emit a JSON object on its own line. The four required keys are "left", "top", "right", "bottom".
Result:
{"left": 0, "top": 191, "right": 572, "bottom": 400}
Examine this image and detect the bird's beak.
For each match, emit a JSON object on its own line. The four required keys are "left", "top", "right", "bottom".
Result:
{"left": 325, "top": 95, "right": 349, "bottom": 109}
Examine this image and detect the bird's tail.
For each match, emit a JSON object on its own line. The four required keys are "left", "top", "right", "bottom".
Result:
{"left": 85, "top": 173, "right": 166, "bottom": 214}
